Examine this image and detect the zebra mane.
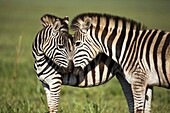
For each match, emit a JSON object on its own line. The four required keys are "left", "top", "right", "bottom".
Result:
{"left": 71, "top": 13, "right": 147, "bottom": 31}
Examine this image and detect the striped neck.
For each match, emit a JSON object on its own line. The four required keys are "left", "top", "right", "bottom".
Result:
{"left": 62, "top": 53, "right": 120, "bottom": 87}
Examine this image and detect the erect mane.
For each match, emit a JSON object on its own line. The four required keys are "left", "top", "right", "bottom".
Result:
{"left": 71, "top": 13, "right": 147, "bottom": 31}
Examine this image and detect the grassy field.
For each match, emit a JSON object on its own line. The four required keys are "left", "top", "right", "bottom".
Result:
{"left": 0, "top": 0, "right": 170, "bottom": 113}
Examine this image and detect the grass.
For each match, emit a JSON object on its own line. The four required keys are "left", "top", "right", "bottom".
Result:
{"left": 0, "top": 0, "right": 170, "bottom": 113}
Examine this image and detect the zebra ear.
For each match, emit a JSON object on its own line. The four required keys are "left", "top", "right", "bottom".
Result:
{"left": 63, "top": 16, "right": 69, "bottom": 24}
{"left": 82, "top": 18, "right": 91, "bottom": 32}
{"left": 53, "top": 19, "right": 61, "bottom": 31}
{"left": 41, "top": 14, "right": 58, "bottom": 27}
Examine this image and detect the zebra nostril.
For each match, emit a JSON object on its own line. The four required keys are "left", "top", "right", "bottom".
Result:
{"left": 68, "top": 60, "right": 74, "bottom": 72}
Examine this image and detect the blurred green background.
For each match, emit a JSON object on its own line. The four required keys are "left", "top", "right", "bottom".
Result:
{"left": 0, "top": 0, "right": 170, "bottom": 113}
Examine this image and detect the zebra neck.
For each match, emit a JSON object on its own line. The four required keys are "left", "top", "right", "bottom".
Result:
{"left": 98, "top": 27, "right": 144, "bottom": 66}
{"left": 62, "top": 53, "right": 120, "bottom": 87}
{"left": 93, "top": 26, "right": 129, "bottom": 64}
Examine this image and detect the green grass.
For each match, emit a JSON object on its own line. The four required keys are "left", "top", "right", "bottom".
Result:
{"left": 0, "top": 0, "right": 170, "bottom": 113}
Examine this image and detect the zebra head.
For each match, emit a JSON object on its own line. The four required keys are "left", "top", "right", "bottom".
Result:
{"left": 39, "top": 14, "right": 73, "bottom": 71}
{"left": 70, "top": 14, "right": 104, "bottom": 75}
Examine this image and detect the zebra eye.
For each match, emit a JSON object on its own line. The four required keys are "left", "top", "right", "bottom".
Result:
{"left": 75, "top": 41, "right": 82, "bottom": 47}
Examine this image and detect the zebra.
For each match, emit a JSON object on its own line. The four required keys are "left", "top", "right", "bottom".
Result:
{"left": 32, "top": 14, "right": 73, "bottom": 112}
{"left": 70, "top": 13, "right": 170, "bottom": 113}
{"left": 32, "top": 14, "right": 122, "bottom": 113}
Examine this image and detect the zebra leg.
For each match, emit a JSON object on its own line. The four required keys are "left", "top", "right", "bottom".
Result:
{"left": 131, "top": 70, "right": 148, "bottom": 113}
{"left": 143, "top": 86, "right": 153, "bottom": 113}
{"left": 42, "top": 82, "right": 51, "bottom": 108}
{"left": 117, "top": 74, "right": 152, "bottom": 113}
{"left": 116, "top": 74, "right": 134, "bottom": 113}
{"left": 43, "top": 73, "right": 62, "bottom": 113}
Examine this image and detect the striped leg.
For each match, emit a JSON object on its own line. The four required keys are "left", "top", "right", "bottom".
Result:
{"left": 132, "top": 84, "right": 147, "bottom": 113}
{"left": 144, "top": 86, "right": 153, "bottom": 113}
{"left": 132, "top": 67, "right": 148, "bottom": 113}
{"left": 42, "top": 83, "right": 51, "bottom": 108}
{"left": 43, "top": 73, "right": 62, "bottom": 113}
{"left": 117, "top": 74, "right": 152, "bottom": 113}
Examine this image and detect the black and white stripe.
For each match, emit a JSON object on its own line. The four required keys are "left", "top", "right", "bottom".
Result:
{"left": 70, "top": 13, "right": 170, "bottom": 113}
